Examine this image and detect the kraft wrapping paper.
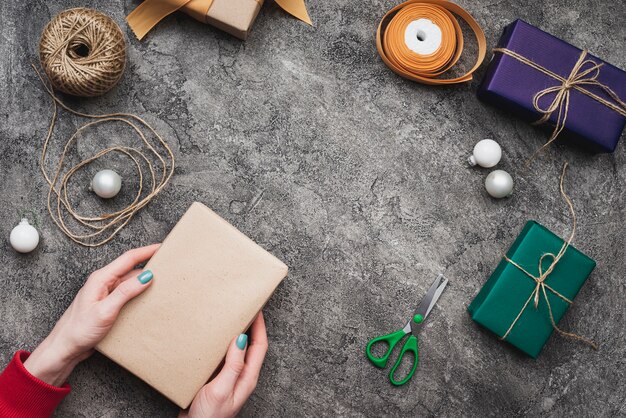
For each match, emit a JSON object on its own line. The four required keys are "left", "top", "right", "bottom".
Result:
{"left": 185, "top": 0, "right": 263, "bottom": 39}
{"left": 96, "top": 202, "right": 288, "bottom": 408}
{"left": 128, "top": 0, "right": 311, "bottom": 40}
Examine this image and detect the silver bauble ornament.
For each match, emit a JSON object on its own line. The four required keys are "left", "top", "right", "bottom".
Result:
{"left": 90, "top": 169, "right": 122, "bottom": 199}
{"left": 468, "top": 139, "right": 502, "bottom": 168}
{"left": 10, "top": 218, "right": 40, "bottom": 253}
{"left": 485, "top": 170, "right": 514, "bottom": 198}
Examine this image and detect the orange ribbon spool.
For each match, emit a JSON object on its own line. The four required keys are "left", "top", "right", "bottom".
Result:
{"left": 376, "top": 0, "right": 486, "bottom": 85}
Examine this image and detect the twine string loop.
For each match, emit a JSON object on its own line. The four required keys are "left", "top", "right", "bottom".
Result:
{"left": 34, "top": 63, "right": 175, "bottom": 247}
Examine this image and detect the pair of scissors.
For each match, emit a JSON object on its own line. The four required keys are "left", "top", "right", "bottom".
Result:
{"left": 366, "top": 274, "right": 448, "bottom": 385}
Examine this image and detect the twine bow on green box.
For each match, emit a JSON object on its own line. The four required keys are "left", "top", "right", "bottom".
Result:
{"left": 499, "top": 163, "right": 597, "bottom": 350}
{"left": 468, "top": 163, "right": 598, "bottom": 358}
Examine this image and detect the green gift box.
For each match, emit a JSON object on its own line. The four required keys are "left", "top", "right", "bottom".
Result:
{"left": 468, "top": 220, "right": 596, "bottom": 358}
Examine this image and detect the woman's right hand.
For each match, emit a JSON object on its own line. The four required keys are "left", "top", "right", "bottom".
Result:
{"left": 23, "top": 244, "right": 160, "bottom": 387}
{"left": 179, "top": 313, "right": 269, "bottom": 418}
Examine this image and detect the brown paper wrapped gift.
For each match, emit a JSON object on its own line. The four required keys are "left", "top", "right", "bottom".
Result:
{"left": 127, "top": 0, "right": 312, "bottom": 40}
{"left": 184, "top": 0, "right": 263, "bottom": 40}
{"left": 96, "top": 202, "right": 288, "bottom": 408}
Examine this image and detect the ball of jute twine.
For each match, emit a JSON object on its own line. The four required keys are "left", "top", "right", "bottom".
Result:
{"left": 33, "top": 8, "right": 175, "bottom": 247}
{"left": 39, "top": 8, "right": 126, "bottom": 97}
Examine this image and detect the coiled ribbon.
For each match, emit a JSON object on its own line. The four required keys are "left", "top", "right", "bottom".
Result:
{"left": 376, "top": 0, "right": 486, "bottom": 85}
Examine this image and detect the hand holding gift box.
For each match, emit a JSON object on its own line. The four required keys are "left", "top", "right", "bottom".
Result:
{"left": 468, "top": 164, "right": 597, "bottom": 358}
{"left": 478, "top": 20, "right": 626, "bottom": 154}
{"left": 97, "top": 202, "right": 288, "bottom": 408}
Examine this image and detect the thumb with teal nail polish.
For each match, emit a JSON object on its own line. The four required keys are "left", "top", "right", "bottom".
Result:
{"left": 138, "top": 270, "right": 153, "bottom": 285}
{"left": 22, "top": 244, "right": 161, "bottom": 388}
{"left": 236, "top": 334, "right": 248, "bottom": 350}
{"left": 181, "top": 313, "right": 268, "bottom": 418}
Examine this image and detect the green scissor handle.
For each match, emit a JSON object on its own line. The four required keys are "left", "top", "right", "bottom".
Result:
{"left": 388, "top": 335, "right": 419, "bottom": 386}
{"left": 366, "top": 329, "right": 407, "bottom": 368}
{"left": 366, "top": 329, "right": 420, "bottom": 385}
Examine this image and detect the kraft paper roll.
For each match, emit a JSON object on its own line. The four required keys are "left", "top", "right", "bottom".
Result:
{"left": 376, "top": 0, "right": 486, "bottom": 85}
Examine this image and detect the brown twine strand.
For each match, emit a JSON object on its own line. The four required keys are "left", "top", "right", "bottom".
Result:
{"left": 39, "top": 8, "right": 126, "bottom": 97}
{"left": 501, "top": 163, "right": 597, "bottom": 350}
{"left": 493, "top": 48, "right": 626, "bottom": 166}
{"left": 33, "top": 63, "right": 175, "bottom": 247}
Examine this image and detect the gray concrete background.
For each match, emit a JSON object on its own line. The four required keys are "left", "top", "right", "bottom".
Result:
{"left": 1, "top": 0, "right": 624, "bottom": 416}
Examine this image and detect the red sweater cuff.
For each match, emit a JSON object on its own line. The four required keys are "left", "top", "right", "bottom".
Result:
{"left": 0, "top": 351, "right": 71, "bottom": 418}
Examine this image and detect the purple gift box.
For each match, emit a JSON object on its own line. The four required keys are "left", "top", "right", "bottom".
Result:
{"left": 477, "top": 19, "right": 626, "bottom": 153}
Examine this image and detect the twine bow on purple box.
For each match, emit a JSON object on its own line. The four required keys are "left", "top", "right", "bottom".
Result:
{"left": 478, "top": 19, "right": 626, "bottom": 155}
{"left": 493, "top": 47, "right": 626, "bottom": 162}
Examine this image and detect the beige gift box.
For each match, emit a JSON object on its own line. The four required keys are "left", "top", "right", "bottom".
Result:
{"left": 127, "top": 0, "right": 311, "bottom": 41}
{"left": 184, "top": 0, "right": 263, "bottom": 40}
{"left": 96, "top": 202, "right": 288, "bottom": 408}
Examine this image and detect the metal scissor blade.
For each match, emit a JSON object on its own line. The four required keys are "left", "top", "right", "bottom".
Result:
{"left": 424, "top": 274, "right": 448, "bottom": 318}
{"left": 413, "top": 274, "right": 448, "bottom": 320}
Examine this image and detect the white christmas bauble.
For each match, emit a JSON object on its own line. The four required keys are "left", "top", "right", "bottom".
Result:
{"left": 485, "top": 170, "right": 514, "bottom": 198}
{"left": 10, "top": 218, "right": 40, "bottom": 253}
{"left": 91, "top": 169, "right": 122, "bottom": 199}
{"left": 468, "top": 139, "right": 502, "bottom": 168}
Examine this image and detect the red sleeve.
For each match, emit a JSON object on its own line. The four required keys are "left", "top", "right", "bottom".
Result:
{"left": 0, "top": 351, "right": 71, "bottom": 418}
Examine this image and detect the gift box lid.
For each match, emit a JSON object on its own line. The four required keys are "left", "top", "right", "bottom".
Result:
{"left": 468, "top": 220, "right": 596, "bottom": 358}
{"left": 477, "top": 19, "right": 626, "bottom": 153}
{"left": 96, "top": 202, "right": 288, "bottom": 408}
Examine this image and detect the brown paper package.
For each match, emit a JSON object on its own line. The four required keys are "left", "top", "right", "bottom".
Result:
{"left": 96, "top": 202, "right": 288, "bottom": 408}
{"left": 183, "top": 0, "right": 264, "bottom": 40}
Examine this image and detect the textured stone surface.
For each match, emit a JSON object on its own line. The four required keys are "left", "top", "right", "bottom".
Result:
{"left": 1, "top": 0, "right": 625, "bottom": 416}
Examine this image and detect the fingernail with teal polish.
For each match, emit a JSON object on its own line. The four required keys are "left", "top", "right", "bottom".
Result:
{"left": 137, "top": 270, "right": 153, "bottom": 285}
{"left": 236, "top": 334, "right": 248, "bottom": 350}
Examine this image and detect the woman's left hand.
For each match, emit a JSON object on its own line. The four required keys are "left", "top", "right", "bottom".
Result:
{"left": 24, "top": 244, "right": 160, "bottom": 386}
